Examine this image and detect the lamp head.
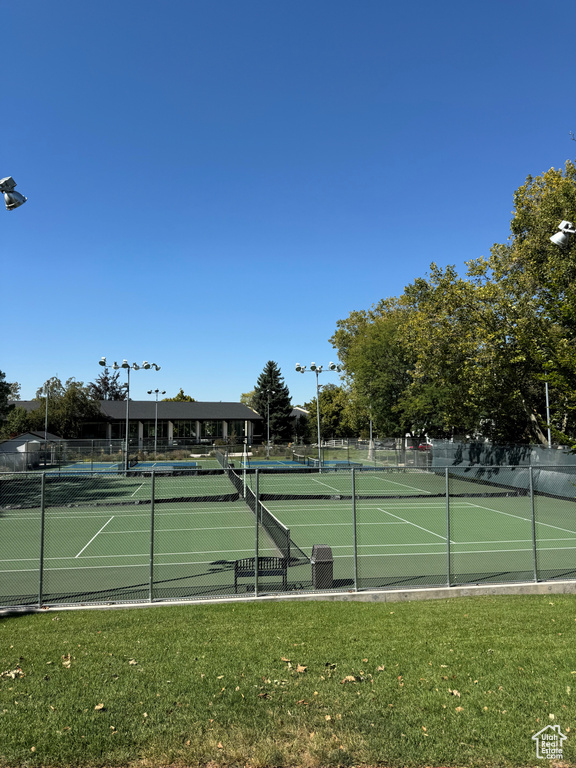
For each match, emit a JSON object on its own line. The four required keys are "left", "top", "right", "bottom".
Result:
{"left": 0, "top": 177, "right": 26, "bottom": 211}
{"left": 147, "top": 390, "right": 152, "bottom": 395}
{"left": 329, "top": 361, "right": 342, "bottom": 372}
{"left": 310, "top": 362, "right": 317, "bottom": 371}
{"left": 550, "top": 220, "right": 576, "bottom": 247}
{"left": 142, "top": 361, "right": 151, "bottom": 369}
{"left": 121, "top": 359, "right": 129, "bottom": 369}
{"left": 99, "top": 357, "right": 107, "bottom": 367}
{"left": 132, "top": 363, "right": 140, "bottom": 371}
{"left": 112, "top": 362, "right": 120, "bottom": 370}
{"left": 295, "top": 363, "right": 304, "bottom": 372}
{"left": 151, "top": 363, "right": 161, "bottom": 371}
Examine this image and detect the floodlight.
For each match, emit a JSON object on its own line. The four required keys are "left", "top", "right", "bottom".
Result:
{"left": 121, "top": 359, "right": 129, "bottom": 369}
{"left": 142, "top": 361, "right": 151, "bottom": 369}
{"left": 295, "top": 363, "right": 304, "bottom": 372}
{"left": 112, "top": 362, "right": 120, "bottom": 370}
{"left": 550, "top": 220, "right": 576, "bottom": 247}
{"left": 99, "top": 357, "right": 107, "bottom": 367}
{"left": 0, "top": 176, "right": 27, "bottom": 211}
{"left": 310, "top": 362, "right": 317, "bottom": 371}
{"left": 151, "top": 363, "right": 161, "bottom": 371}
{"left": 132, "top": 364, "right": 140, "bottom": 370}
{"left": 329, "top": 361, "right": 341, "bottom": 371}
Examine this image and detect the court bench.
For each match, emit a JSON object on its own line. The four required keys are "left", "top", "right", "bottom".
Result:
{"left": 234, "top": 556, "right": 287, "bottom": 593}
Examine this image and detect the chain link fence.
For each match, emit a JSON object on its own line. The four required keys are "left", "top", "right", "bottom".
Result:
{"left": 1, "top": 462, "right": 575, "bottom": 607}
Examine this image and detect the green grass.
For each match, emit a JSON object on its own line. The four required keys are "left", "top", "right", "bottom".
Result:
{"left": 0, "top": 595, "right": 575, "bottom": 767}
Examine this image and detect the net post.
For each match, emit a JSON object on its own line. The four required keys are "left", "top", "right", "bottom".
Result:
{"left": 352, "top": 468, "right": 358, "bottom": 592}
{"left": 149, "top": 470, "right": 155, "bottom": 602}
{"left": 445, "top": 467, "right": 451, "bottom": 587}
{"left": 254, "top": 469, "right": 259, "bottom": 597}
{"left": 38, "top": 473, "right": 46, "bottom": 608}
{"left": 530, "top": 466, "right": 538, "bottom": 582}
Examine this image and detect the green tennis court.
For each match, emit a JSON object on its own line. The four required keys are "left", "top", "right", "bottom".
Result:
{"left": 1, "top": 467, "right": 575, "bottom": 606}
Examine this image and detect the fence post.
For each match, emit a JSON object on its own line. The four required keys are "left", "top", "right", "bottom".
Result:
{"left": 530, "top": 466, "right": 538, "bottom": 582}
{"left": 445, "top": 468, "right": 451, "bottom": 587}
{"left": 149, "top": 471, "right": 155, "bottom": 602}
{"left": 254, "top": 470, "right": 259, "bottom": 597}
{"left": 38, "top": 473, "right": 46, "bottom": 608}
{"left": 352, "top": 468, "right": 358, "bottom": 592}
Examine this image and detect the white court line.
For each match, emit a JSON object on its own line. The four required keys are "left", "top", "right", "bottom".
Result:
{"left": 131, "top": 483, "right": 144, "bottom": 497}
{"left": 309, "top": 477, "right": 345, "bottom": 493}
{"left": 464, "top": 501, "right": 576, "bottom": 537}
{"left": 376, "top": 507, "right": 449, "bottom": 542}
{"left": 75, "top": 517, "right": 114, "bottom": 558}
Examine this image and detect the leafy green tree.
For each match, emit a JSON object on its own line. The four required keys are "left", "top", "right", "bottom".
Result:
{"left": 0, "top": 370, "right": 12, "bottom": 421}
{"left": 252, "top": 361, "right": 293, "bottom": 443}
{"left": 240, "top": 390, "right": 256, "bottom": 409}
{"left": 305, "top": 384, "right": 355, "bottom": 440}
{"left": 8, "top": 382, "right": 21, "bottom": 401}
{"left": 162, "top": 388, "right": 195, "bottom": 402}
{"left": 31, "top": 377, "right": 100, "bottom": 438}
{"left": 88, "top": 367, "right": 127, "bottom": 400}
{"left": 331, "top": 160, "right": 576, "bottom": 444}
{"left": 0, "top": 406, "right": 32, "bottom": 438}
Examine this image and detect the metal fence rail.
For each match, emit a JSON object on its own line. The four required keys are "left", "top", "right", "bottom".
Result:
{"left": 1, "top": 465, "right": 575, "bottom": 607}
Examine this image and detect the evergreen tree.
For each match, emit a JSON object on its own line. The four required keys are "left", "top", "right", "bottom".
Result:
{"left": 252, "top": 361, "right": 293, "bottom": 443}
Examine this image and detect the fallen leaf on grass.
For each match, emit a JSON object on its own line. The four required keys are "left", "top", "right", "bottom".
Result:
{"left": 296, "top": 664, "right": 307, "bottom": 673}
{"left": 455, "top": 706, "right": 464, "bottom": 712}
{"left": 128, "top": 659, "right": 138, "bottom": 665}
{"left": 217, "top": 742, "right": 223, "bottom": 749}
{"left": 449, "top": 689, "right": 461, "bottom": 697}
{"left": 341, "top": 675, "right": 357, "bottom": 684}
{"left": 1, "top": 668, "right": 24, "bottom": 679}
{"left": 94, "top": 703, "right": 105, "bottom": 711}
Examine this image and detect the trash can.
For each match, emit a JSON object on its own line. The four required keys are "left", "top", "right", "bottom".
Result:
{"left": 311, "top": 545, "right": 333, "bottom": 590}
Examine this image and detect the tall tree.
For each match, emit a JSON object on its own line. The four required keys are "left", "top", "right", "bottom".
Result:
{"left": 88, "top": 367, "right": 127, "bottom": 400}
{"left": 252, "top": 361, "right": 293, "bottom": 443}
{"left": 0, "top": 370, "right": 13, "bottom": 421}
{"left": 31, "top": 377, "right": 100, "bottom": 438}
{"left": 305, "top": 384, "right": 355, "bottom": 440}
{"left": 8, "top": 382, "right": 21, "bottom": 401}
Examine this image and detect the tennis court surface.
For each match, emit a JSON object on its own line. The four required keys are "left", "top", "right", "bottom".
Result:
{"left": 1, "top": 465, "right": 575, "bottom": 606}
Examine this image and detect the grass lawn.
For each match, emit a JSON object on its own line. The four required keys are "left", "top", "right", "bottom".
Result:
{"left": 0, "top": 595, "right": 575, "bottom": 767}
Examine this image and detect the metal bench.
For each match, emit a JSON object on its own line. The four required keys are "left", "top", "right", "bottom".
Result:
{"left": 234, "top": 556, "right": 288, "bottom": 593}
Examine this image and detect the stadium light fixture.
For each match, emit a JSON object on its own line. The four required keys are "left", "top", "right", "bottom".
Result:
{"left": 147, "top": 388, "right": 166, "bottom": 456}
{"left": 550, "top": 220, "right": 576, "bottom": 247}
{"left": 0, "top": 176, "right": 27, "bottom": 212}
{"left": 295, "top": 361, "right": 343, "bottom": 467}
{"left": 98, "top": 357, "right": 161, "bottom": 471}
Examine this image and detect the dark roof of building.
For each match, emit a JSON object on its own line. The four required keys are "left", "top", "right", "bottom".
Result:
{"left": 99, "top": 401, "right": 263, "bottom": 421}
{"left": 11, "top": 400, "right": 263, "bottom": 422}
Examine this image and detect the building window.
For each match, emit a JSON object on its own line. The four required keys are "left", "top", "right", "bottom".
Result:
{"left": 142, "top": 420, "right": 168, "bottom": 439}
{"left": 172, "top": 421, "right": 196, "bottom": 438}
{"left": 227, "top": 420, "right": 245, "bottom": 439}
{"left": 200, "top": 420, "right": 223, "bottom": 438}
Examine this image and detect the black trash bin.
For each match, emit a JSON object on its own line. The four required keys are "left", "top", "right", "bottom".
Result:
{"left": 311, "top": 545, "right": 333, "bottom": 590}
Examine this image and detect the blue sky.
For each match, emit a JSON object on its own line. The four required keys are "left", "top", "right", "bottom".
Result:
{"left": 3, "top": 0, "right": 575, "bottom": 407}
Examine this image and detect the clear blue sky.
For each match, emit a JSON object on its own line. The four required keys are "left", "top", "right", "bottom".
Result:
{"left": 3, "top": 0, "right": 575, "bottom": 407}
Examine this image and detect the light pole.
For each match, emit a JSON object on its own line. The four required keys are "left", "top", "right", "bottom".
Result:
{"left": 147, "top": 389, "right": 166, "bottom": 456}
{"left": 0, "top": 176, "right": 27, "bottom": 211}
{"left": 266, "top": 389, "right": 276, "bottom": 460}
{"left": 99, "top": 357, "right": 161, "bottom": 471}
{"left": 295, "top": 362, "right": 342, "bottom": 467}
